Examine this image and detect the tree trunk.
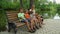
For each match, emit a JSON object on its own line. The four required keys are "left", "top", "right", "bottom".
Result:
{"left": 29, "top": 0, "right": 34, "bottom": 9}
{"left": 20, "top": 0, "right": 23, "bottom": 8}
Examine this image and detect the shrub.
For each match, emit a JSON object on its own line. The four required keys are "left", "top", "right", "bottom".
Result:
{"left": 0, "top": 10, "right": 6, "bottom": 31}
{"left": 1, "top": 0, "right": 20, "bottom": 10}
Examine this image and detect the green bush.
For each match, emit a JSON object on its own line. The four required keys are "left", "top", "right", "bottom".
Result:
{"left": 1, "top": 0, "right": 20, "bottom": 10}
{"left": 0, "top": 10, "right": 6, "bottom": 31}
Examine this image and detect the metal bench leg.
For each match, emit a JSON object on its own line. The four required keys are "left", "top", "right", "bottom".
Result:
{"left": 8, "top": 23, "right": 12, "bottom": 32}
{"left": 13, "top": 24, "right": 17, "bottom": 34}
{"left": 8, "top": 27, "right": 11, "bottom": 32}
{"left": 14, "top": 28, "right": 17, "bottom": 34}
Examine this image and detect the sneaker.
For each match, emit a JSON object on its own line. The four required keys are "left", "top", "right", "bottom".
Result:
{"left": 35, "top": 26, "right": 39, "bottom": 29}
{"left": 28, "top": 30, "right": 35, "bottom": 33}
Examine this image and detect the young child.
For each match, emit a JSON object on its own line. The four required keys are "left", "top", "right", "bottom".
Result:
{"left": 18, "top": 9, "right": 33, "bottom": 33}
{"left": 24, "top": 10, "right": 36, "bottom": 32}
{"left": 35, "top": 13, "right": 42, "bottom": 27}
{"left": 24, "top": 10, "right": 31, "bottom": 23}
{"left": 29, "top": 5, "right": 39, "bottom": 29}
{"left": 40, "top": 15, "right": 44, "bottom": 25}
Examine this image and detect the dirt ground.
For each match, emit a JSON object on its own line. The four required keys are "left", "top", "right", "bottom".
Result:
{"left": 0, "top": 19, "right": 60, "bottom": 34}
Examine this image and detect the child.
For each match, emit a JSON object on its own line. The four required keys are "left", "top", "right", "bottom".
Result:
{"left": 35, "top": 13, "right": 42, "bottom": 27}
{"left": 29, "top": 5, "right": 39, "bottom": 29}
{"left": 40, "top": 15, "right": 44, "bottom": 25}
{"left": 24, "top": 10, "right": 36, "bottom": 32}
{"left": 24, "top": 10, "right": 31, "bottom": 23}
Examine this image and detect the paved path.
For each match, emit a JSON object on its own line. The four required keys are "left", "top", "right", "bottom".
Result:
{"left": 0, "top": 19, "right": 60, "bottom": 34}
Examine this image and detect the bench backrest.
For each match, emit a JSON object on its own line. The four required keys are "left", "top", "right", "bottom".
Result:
{"left": 6, "top": 11, "right": 19, "bottom": 23}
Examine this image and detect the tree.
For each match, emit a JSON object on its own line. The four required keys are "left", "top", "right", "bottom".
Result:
{"left": 29, "top": 0, "right": 34, "bottom": 9}
{"left": 20, "top": 0, "right": 23, "bottom": 8}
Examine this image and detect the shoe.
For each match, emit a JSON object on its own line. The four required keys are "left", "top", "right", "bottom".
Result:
{"left": 33, "top": 27, "right": 36, "bottom": 31}
{"left": 8, "top": 29, "right": 10, "bottom": 32}
{"left": 35, "top": 26, "right": 39, "bottom": 29}
{"left": 39, "top": 25, "right": 42, "bottom": 28}
{"left": 28, "top": 30, "right": 35, "bottom": 33}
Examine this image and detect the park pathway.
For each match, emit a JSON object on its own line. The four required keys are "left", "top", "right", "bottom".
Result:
{"left": 0, "top": 19, "right": 60, "bottom": 34}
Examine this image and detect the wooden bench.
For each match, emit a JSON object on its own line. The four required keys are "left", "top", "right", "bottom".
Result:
{"left": 6, "top": 11, "right": 25, "bottom": 34}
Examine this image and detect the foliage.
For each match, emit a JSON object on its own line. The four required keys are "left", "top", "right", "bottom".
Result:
{"left": 35, "top": 0, "right": 59, "bottom": 18}
{"left": 22, "top": 0, "right": 30, "bottom": 9}
{"left": 56, "top": 4, "right": 60, "bottom": 15}
{"left": 0, "top": 0, "right": 20, "bottom": 10}
{"left": 0, "top": 10, "right": 7, "bottom": 31}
